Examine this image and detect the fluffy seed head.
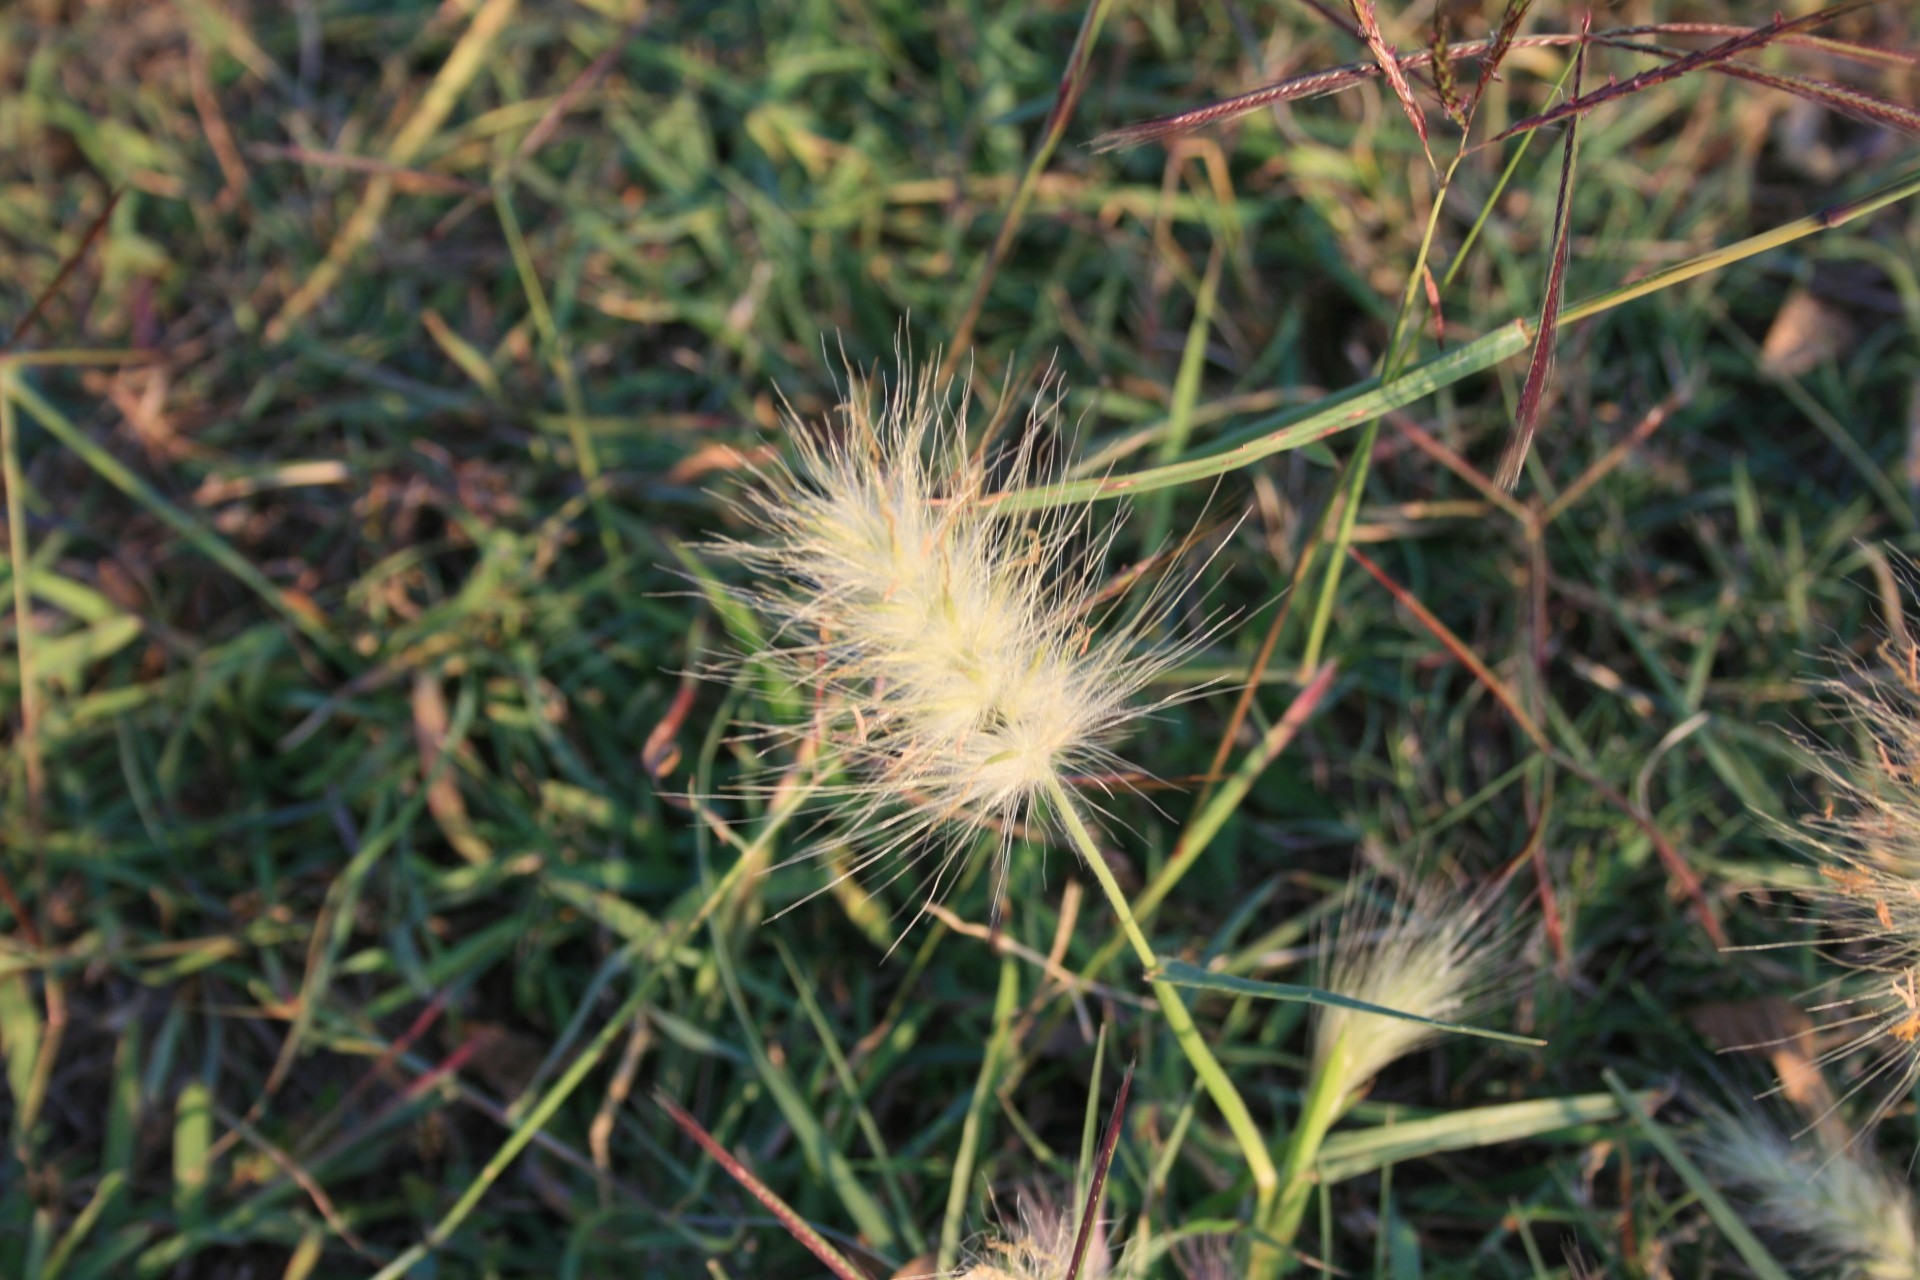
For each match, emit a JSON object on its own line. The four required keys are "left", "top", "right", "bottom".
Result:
{"left": 1696, "top": 1108, "right": 1920, "bottom": 1280}
{"left": 712, "top": 361, "right": 1201, "bottom": 913}
{"left": 1313, "top": 875, "right": 1507, "bottom": 1108}
{"left": 1774, "top": 625, "right": 1920, "bottom": 1126}
{"left": 954, "top": 1191, "right": 1108, "bottom": 1280}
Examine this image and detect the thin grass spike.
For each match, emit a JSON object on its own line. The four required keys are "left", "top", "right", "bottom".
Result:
{"left": 1349, "top": 0, "right": 1433, "bottom": 167}
{"left": 1495, "top": 10, "right": 1588, "bottom": 492}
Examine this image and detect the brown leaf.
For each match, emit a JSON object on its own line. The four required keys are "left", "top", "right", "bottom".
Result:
{"left": 1760, "top": 288, "right": 1850, "bottom": 378}
{"left": 1687, "top": 997, "right": 1847, "bottom": 1149}
{"left": 643, "top": 680, "right": 696, "bottom": 781}
{"left": 413, "top": 670, "right": 491, "bottom": 864}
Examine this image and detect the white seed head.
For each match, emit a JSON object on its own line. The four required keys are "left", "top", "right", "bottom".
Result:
{"left": 1696, "top": 1108, "right": 1920, "bottom": 1280}
{"left": 1313, "top": 875, "right": 1506, "bottom": 1108}
{"left": 712, "top": 360, "right": 1203, "bottom": 915}
{"left": 1775, "top": 628, "right": 1920, "bottom": 1126}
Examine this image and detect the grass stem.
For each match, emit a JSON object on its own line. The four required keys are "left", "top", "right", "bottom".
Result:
{"left": 1043, "top": 776, "right": 1280, "bottom": 1232}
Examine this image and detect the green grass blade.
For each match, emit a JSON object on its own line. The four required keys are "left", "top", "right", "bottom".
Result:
{"left": 6, "top": 379, "right": 336, "bottom": 647}
{"left": 1150, "top": 959, "right": 1546, "bottom": 1048}
{"left": 996, "top": 322, "right": 1531, "bottom": 510}
{"left": 937, "top": 955, "right": 1020, "bottom": 1272}
{"left": 1316, "top": 1091, "right": 1656, "bottom": 1183}
{"left": 1602, "top": 1070, "right": 1792, "bottom": 1280}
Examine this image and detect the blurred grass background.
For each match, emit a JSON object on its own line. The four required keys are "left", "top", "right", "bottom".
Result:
{"left": 1, "top": 0, "right": 1918, "bottom": 1276}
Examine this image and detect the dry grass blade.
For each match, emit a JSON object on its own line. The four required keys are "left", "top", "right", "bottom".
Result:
{"left": 1490, "top": 4, "right": 1870, "bottom": 143}
{"left": 1349, "top": 0, "right": 1433, "bottom": 167}
{"left": 3, "top": 191, "right": 122, "bottom": 351}
{"left": 1472, "top": 0, "right": 1537, "bottom": 115}
{"left": 654, "top": 1090, "right": 871, "bottom": 1280}
{"left": 1495, "top": 12, "right": 1588, "bottom": 492}
{"left": 1066, "top": 1059, "right": 1132, "bottom": 1280}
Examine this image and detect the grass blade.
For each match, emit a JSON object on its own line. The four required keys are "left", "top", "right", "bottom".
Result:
{"left": 653, "top": 1091, "right": 870, "bottom": 1280}
{"left": 1066, "top": 1059, "right": 1132, "bottom": 1280}
{"left": 1150, "top": 958, "right": 1546, "bottom": 1048}
{"left": 1315, "top": 1091, "right": 1653, "bottom": 1182}
{"left": 1001, "top": 160, "right": 1920, "bottom": 510}
{"left": 1602, "top": 1070, "right": 1793, "bottom": 1280}
{"left": 994, "top": 321, "right": 1532, "bottom": 509}
{"left": 1, "top": 191, "right": 121, "bottom": 351}
{"left": 938, "top": 955, "right": 1022, "bottom": 1271}
{"left": 7, "top": 379, "right": 336, "bottom": 647}
{"left": 264, "top": 0, "right": 520, "bottom": 344}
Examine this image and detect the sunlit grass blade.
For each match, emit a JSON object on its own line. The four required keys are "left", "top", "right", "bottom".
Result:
{"left": 1150, "top": 958, "right": 1546, "bottom": 1048}
{"left": 1314, "top": 1091, "right": 1656, "bottom": 1182}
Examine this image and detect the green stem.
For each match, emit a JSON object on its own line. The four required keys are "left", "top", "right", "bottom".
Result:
{"left": 1266, "top": 1031, "right": 1352, "bottom": 1271}
{"left": 1043, "top": 776, "right": 1279, "bottom": 1220}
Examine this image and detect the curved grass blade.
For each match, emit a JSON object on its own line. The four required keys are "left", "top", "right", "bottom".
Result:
{"left": 1000, "top": 161, "right": 1920, "bottom": 511}
{"left": 1150, "top": 958, "right": 1546, "bottom": 1048}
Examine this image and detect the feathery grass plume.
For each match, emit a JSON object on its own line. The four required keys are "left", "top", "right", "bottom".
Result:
{"left": 1269, "top": 871, "right": 1511, "bottom": 1250}
{"left": 952, "top": 1191, "right": 1109, "bottom": 1280}
{"left": 1695, "top": 1107, "right": 1920, "bottom": 1280}
{"left": 1771, "top": 621, "right": 1920, "bottom": 1128}
{"left": 711, "top": 358, "right": 1204, "bottom": 917}
{"left": 1312, "top": 874, "right": 1508, "bottom": 1107}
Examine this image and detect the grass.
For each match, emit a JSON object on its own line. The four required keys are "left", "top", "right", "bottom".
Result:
{"left": 2, "top": 0, "right": 1919, "bottom": 1276}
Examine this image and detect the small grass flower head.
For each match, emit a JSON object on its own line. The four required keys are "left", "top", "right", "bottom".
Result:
{"left": 713, "top": 360, "right": 1201, "bottom": 913}
{"left": 1313, "top": 873, "right": 1508, "bottom": 1108}
{"left": 1696, "top": 1106, "right": 1920, "bottom": 1280}
{"left": 954, "top": 1191, "right": 1108, "bottom": 1280}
